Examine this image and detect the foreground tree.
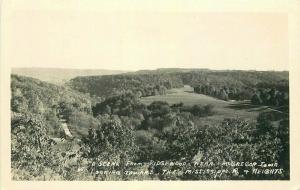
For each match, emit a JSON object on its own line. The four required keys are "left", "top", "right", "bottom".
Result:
{"left": 80, "top": 115, "right": 137, "bottom": 180}
{"left": 11, "top": 113, "right": 61, "bottom": 180}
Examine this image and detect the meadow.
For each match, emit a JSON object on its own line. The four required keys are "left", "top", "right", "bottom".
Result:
{"left": 141, "top": 85, "right": 262, "bottom": 125}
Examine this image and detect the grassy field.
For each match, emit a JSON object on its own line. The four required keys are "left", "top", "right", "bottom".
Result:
{"left": 141, "top": 85, "right": 264, "bottom": 125}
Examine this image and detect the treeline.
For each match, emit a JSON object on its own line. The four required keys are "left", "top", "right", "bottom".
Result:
{"left": 68, "top": 74, "right": 184, "bottom": 98}
{"left": 67, "top": 70, "right": 288, "bottom": 101}
{"left": 194, "top": 85, "right": 254, "bottom": 101}
{"left": 187, "top": 70, "right": 288, "bottom": 88}
{"left": 193, "top": 81, "right": 289, "bottom": 110}
{"left": 251, "top": 88, "right": 289, "bottom": 107}
{"left": 251, "top": 80, "right": 289, "bottom": 109}
{"left": 189, "top": 71, "right": 289, "bottom": 102}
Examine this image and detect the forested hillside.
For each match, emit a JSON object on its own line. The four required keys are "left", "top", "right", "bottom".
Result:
{"left": 68, "top": 73, "right": 184, "bottom": 98}
{"left": 68, "top": 70, "right": 288, "bottom": 104}
{"left": 11, "top": 75, "right": 93, "bottom": 137}
{"left": 12, "top": 68, "right": 129, "bottom": 85}
{"left": 11, "top": 69, "right": 289, "bottom": 180}
{"left": 11, "top": 75, "right": 92, "bottom": 114}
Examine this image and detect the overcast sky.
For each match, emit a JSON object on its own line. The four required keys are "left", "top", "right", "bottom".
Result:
{"left": 5, "top": 2, "right": 288, "bottom": 71}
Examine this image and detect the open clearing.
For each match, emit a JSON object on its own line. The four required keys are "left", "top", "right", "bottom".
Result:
{"left": 141, "top": 85, "right": 265, "bottom": 125}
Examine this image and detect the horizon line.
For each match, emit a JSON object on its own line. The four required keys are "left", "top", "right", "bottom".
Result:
{"left": 11, "top": 66, "right": 289, "bottom": 72}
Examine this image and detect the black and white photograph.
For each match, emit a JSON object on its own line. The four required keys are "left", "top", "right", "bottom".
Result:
{"left": 1, "top": 0, "right": 300, "bottom": 189}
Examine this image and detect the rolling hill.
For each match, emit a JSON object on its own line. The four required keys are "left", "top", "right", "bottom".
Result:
{"left": 12, "top": 67, "right": 130, "bottom": 85}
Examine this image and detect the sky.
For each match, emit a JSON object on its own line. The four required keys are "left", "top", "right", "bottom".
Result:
{"left": 4, "top": 2, "right": 289, "bottom": 71}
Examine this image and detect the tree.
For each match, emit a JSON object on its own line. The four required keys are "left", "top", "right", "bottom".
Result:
{"left": 148, "top": 101, "right": 171, "bottom": 117}
{"left": 219, "top": 89, "right": 229, "bottom": 101}
{"left": 80, "top": 115, "right": 136, "bottom": 180}
{"left": 160, "top": 116, "right": 202, "bottom": 161}
{"left": 251, "top": 93, "right": 262, "bottom": 105}
{"left": 56, "top": 101, "right": 76, "bottom": 121}
{"left": 277, "top": 118, "right": 289, "bottom": 178}
{"left": 191, "top": 105, "right": 204, "bottom": 116}
{"left": 135, "top": 130, "right": 167, "bottom": 161}
{"left": 11, "top": 94, "right": 28, "bottom": 113}
{"left": 254, "top": 112, "right": 282, "bottom": 166}
{"left": 11, "top": 113, "right": 60, "bottom": 180}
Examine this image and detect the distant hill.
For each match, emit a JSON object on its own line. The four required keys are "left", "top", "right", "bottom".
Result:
{"left": 11, "top": 74, "right": 92, "bottom": 114}
{"left": 126, "top": 68, "right": 210, "bottom": 75}
{"left": 12, "top": 68, "right": 129, "bottom": 85}
{"left": 68, "top": 69, "right": 288, "bottom": 99}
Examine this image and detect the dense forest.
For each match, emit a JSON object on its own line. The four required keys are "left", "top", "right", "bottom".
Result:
{"left": 69, "top": 70, "right": 288, "bottom": 102}
{"left": 11, "top": 69, "right": 289, "bottom": 180}
{"left": 68, "top": 73, "right": 184, "bottom": 98}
